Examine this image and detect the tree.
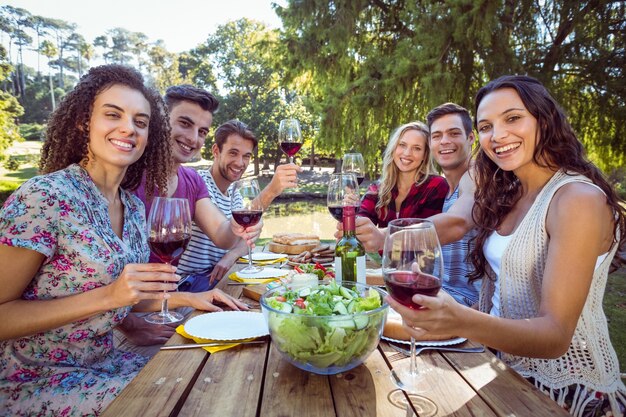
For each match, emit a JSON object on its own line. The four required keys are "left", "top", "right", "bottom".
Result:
{"left": 146, "top": 40, "right": 184, "bottom": 92}
{"left": 0, "top": 5, "right": 34, "bottom": 98}
{"left": 0, "top": 45, "right": 24, "bottom": 160}
{"left": 275, "top": 0, "right": 626, "bottom": 174}
{"left": 94, "top": 28, "right": 148, "bottom": 69}
{"left": 39, "top": 39, "right": 58, "bottom": 111}
{"left": 202, "top": 18, "right": 314, "bottom": 174}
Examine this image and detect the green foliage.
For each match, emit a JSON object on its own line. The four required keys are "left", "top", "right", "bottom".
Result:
{"left": 276, "top": 0, "right": 626, "bottom": 174}
{"left": 604, "top": 269, "right": 626, "bottom": 373}
{"left": 0, "top": 45, "right": 24, "bottom": 160}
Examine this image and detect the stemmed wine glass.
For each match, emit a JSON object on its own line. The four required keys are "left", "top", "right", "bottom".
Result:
{"left": 145, "top": 197, "right": 192, "bottom": 324}
{"left": 327, "top": 173, "right": 360, "bottom": 221}
{"left": 342, "top": 152, "right": 365, "bottom": 185}
{"left": 278, "top": 118, "right": 302, "bottom": 164}
{"left": 231, "top": 178, "right": 263, "bottom": 274}
{"left": 382, "top": 218, "right": 443, "bottom": 402}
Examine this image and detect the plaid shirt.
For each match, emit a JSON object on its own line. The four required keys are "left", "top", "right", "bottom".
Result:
{"left": 358, "top": 175, "right": 449, "bottom": 227}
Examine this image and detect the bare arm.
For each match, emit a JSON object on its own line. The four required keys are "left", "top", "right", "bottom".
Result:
{"left": 0, "top": 245, "right": 179, "bottom": 341}
{"left": 429, "top": 170, "right": 476, "bottom": 245}
{"left": 392, "top": 182, "right": 613, "bottom": 358}
{"left": 209, "top": 240, "right": 249, "bottom": 285}
{"left": 255, "top": 163, "right": 301, "bottom": 210}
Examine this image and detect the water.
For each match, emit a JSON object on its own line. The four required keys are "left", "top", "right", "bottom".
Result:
{"left": 261, "top": 199, "right": 337, "bottom": 240}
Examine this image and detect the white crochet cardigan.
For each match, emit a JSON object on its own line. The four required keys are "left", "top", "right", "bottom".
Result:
{"left": 479, "top": 170, "right": 626, "bottom": 416}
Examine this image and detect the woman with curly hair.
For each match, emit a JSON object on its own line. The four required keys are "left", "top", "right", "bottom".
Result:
{"left": 357, "top": 121, "right": 448, "bottom": 226}
{"left": 0, "top": 65, "right": 245, "bottom": 416}
{"left": 387, "top": 75, "right": 626, "bottom": 416}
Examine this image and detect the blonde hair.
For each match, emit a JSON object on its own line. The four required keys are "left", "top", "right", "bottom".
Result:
{"left": 375, "top": 121, "right": 435, "bottom": 218}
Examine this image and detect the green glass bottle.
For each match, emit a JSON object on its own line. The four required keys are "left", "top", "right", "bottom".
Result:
{"left": 334, "top": 205, "right": 366, "bottom": 283}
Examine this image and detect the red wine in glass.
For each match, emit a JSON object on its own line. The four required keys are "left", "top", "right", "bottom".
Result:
{"left": 232, "top": 209, "right": 263, "bottom": 227}
{"left": 384, "top": 270, "right": 441, "bottom": 309}
{"left": 327, "top": 205, "right": 343, "bottom": 221}
{"left": 280, "top": 141, "right": 302, "bottom": 158}
{"left": 149, "top": 234, "right": 191, "bottom": 264}
{"left": 355, "top": 175, "right": 365, "bottom": 185}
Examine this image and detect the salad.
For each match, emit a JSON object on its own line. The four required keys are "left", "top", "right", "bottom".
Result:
{"left": 262, "top": 280, "right": 388, "bottom": 372}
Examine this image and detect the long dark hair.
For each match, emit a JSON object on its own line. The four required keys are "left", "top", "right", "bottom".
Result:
{"left": 468, "top": 75, "right": 626, "bottom": 281}
{"left": 40, "top": 64, "right": 171, "bottom": 197}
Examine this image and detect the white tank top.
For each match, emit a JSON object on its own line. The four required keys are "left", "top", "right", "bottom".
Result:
{"left": 484, "top": 231, "right": 608, "bottom": 317}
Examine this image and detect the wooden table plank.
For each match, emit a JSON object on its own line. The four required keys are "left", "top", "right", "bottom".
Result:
{"left": 178, "top": 342, "right": 269, "bottom": 417}
{"left": 259, "top": 344, "right": 336, "bottom": 417}
{"left": 101, "top": 332, "right": 208, "bottom": 417}
{"left": 440, "top": 344, "right": 570, "bottom": 416}
{"left": 330, "top": 347, "right": 417, "bottom": 417}
{"left": 380, "top": 342, "right": 498, "bottom": 417}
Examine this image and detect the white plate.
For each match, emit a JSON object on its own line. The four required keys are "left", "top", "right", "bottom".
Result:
{"left": 236, "top": 267, "right": 289, "bottom": 280}
{"left": 381, "top": 335, "right": 467, "bottom": 347}
{"left": 241, "top": 252, "right": 288, "bottom": 262}
{"left": 383, "top": 306, "right": 466, "bottom": 346}
{"left": 184, "top": 311, "right": 269, "bottom": 341}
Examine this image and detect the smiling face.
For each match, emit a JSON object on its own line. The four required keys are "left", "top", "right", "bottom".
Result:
{"left": 212, "top": 133, "right": 255, "bottom": 184}
{"left": 476, "top": 88, "right": 540, "bottom": 173}
{"left": 430, "top": 113, "right": 473, "bottom": 173}
{"left": 86, "top": 84, "right": 150, "bottom": 173}
{"left": 168, "top": 100, "right": 213, "bottom": 164}
{"left": 392, "top": 128, "right": 428, "bottom": 174}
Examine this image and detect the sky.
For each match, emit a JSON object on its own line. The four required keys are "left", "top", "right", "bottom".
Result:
{"left": 2, "top": 0, "right": 284, "bottom": 67}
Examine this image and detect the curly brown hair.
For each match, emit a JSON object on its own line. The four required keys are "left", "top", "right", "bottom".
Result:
{"left": 40, "top": 64, "right": 172, "bottom": 198}
{"left": 468, "top": 75, "right": 626, "bottom": 281}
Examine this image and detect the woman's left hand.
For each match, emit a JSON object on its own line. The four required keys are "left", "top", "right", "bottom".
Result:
{"left": 230, "top": 217, "right": 263, "bottom": 247}
{"left": 186, "top": 289, "right": 250, "bottom": 312}
{"left": 386, "top": 290, "right": 463, "bottom": 338}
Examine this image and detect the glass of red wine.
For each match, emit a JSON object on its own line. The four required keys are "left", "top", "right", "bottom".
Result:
{"left": 382, "top": 218, "right": 443, "bottom": 397}
{"left": 342, "top": 152, "right": 365, "bottom": 185}
{"left": 145, "top": 197, "right": 192, "bottom": 324}
{"left": 327, "top": 173, "right": 360, "bottom": 221}
{"left": 231, "top": 178, "right": 263, "bottom": 274}
{"left": 278, "top": 118, "right": 302, "bottom": 164}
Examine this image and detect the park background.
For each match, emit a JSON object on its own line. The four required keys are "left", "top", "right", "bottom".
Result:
{"left": 0, "top": 1, "right": 624, "bottom": 377}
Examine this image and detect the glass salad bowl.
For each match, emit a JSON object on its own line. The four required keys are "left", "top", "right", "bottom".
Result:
{"left": 260, "top": 280, "right": 389, "bottom": 375}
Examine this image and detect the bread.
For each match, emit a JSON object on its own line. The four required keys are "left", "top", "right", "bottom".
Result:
{"left": 272, "top": 232, "right": 320, "bottom": 246}
{"left": 383, "top": 308, "right": 455, "bottom": 341}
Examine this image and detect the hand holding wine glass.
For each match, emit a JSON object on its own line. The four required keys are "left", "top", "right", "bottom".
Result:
{"left": 342, "top": 152, "right": 365, "bottom": 185}
{"left": 145, "top": 197, "right": 192, "bottom": 324}
{"left": 278, "top": 118, "right": 302, "bottom": 164}
{"left": 231, "top": 178, "right": 263, "bottom": 274}
{"left": 382, "top": 218, "right": 443, "bottom": 397}
{"left": 327, "top": 173, "right": 360, "bottom": 221}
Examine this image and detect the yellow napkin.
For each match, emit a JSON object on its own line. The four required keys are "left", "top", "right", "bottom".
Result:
{"left": 237, "top": 257, "right": 288, "bottom": 266}
{"left": 175, "top": 325, "right": 254, "bottom": 353}
{"left": 228, "top": 272, "right": 282, "bottom": 285}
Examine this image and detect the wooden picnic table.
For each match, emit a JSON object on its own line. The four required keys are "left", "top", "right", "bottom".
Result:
{"left": 102, "top": 262, "right": 569, "bottom": 417}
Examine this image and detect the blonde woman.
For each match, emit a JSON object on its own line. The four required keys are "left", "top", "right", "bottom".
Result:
{"left": 358, "top": 121, "right": 448, "bottom": 226}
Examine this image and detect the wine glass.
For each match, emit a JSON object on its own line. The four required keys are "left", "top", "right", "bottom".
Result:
{"left": 382, "top": 218, "right": 443, "bottom": 397}
{"left": 342, "top": 152, "right": 365, "bottom": 185}
{"left": 231, "top": 178, "right": 263, "bottom": 274}
{"left": 327, "top": 173, "right": 360, "bottom": 221}
{"left": 145, "top": 197, "right": 192, "bottom": 324}
{"left": 278, "top": 118, "right": 302, "bottom": 164}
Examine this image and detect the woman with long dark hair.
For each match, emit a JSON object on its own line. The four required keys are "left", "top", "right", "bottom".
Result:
{"left": 388, "top": 75, "right": 626, "bottom": 416}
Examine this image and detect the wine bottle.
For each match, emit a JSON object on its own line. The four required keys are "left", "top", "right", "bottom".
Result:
{"left": 334, "top": 205, "right": 366, "bottom": 284}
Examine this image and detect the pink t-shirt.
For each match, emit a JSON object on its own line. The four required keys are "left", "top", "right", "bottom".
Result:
{"left": 134, "top": 166, "right": 210, "bottom": 263}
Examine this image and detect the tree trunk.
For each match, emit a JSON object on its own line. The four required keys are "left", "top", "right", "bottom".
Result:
{"left": 253, "top": 147, "right": 259, "bottom": 175}
{"left": 48, "top": 71, "right": 56, "bottom": 110}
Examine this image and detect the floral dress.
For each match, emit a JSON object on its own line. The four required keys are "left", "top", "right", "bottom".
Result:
{"left": 0, "top": 164, "right": 149, "bottom": 417}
